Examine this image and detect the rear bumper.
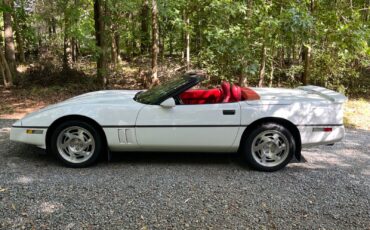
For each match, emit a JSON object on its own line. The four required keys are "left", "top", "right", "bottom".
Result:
{"left": 10, "top": 127, "right": 47, "bottom": 149}
{"left": 298, "top": 125, "right": 345, "bottom": 148}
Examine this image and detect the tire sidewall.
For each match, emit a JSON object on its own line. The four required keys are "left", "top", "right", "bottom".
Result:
{"left": 242, "top": 123, "right": 296, "bottom": 172}
{"left": 50, "top": 121, "right": 102, "bottom": 167}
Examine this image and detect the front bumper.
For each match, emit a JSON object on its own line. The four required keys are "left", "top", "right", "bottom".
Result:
{"left": 10, "top": 127, "right": 47, "bottom": 149}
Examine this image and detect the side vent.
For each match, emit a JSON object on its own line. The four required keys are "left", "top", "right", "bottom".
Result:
{"left": 125, "top": 129, "right": 134, "bottom": 143}
{"left": 118, "top": 128, "right": 135, "bottom": 144}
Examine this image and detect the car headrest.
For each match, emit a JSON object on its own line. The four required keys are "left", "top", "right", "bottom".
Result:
{"left": 221, "top": 82, "right": 231, "bottom": 102}
{"left": 231, "top": 84, "right": 241, "bottom": 102}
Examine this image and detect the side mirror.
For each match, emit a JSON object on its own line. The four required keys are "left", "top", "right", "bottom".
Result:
{"left": 160, "top": 98, "right": 176, "bottom": 108}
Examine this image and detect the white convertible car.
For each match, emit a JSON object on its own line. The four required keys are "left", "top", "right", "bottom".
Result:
{"left": 10, "top": 72, "right": 347, "bottom": 171}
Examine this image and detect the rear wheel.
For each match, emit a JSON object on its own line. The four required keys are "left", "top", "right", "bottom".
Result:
{"left": 241, "top": 123, "right": 295, "bottom": 172}
{"left": 50, "top": 120, "right": 103, "bottom": 167}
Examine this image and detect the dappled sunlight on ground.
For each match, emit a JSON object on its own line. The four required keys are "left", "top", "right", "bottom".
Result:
{"left": 40, "top": 202, "right": 64, "bottom": 214}
{"left": 15, "top": 176, "right": 34, "bottom": 184}
{"left": 344, "top": 99, "right": 370, "bottom": 130}
{"left": 299, "top": 129, "right": 370, "bottom": 179}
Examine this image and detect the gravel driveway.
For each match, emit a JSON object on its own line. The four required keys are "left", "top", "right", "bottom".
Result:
{"left": 0, "top": 119, "right": 369, "bottom": 229}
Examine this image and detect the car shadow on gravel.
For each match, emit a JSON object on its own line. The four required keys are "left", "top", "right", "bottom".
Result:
{"left": 109, "top": 151, "right": 245, "bottom": 166}
{"left": 4, "top": 140, "right": 251, "bottom": 169}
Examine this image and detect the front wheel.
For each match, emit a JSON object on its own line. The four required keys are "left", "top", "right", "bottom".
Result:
{"left": 50, "top": 120, "right": 103, "bottom": 167}
{"left": 241, "top": 123, "right": 295, "bottom": 172}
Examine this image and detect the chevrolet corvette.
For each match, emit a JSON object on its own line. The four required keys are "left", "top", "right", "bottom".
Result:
{"left": 10, "top": 72, "right": 347, "bottom": 171}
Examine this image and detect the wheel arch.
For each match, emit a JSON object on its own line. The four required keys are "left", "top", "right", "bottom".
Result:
{"left": 240, "top": 117, "right": 302, "bottom": 160}
{"left": 45, "top": 115, "right": 108, "bottom": 152}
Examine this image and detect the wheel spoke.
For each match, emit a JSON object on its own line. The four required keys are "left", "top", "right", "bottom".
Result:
{"left": 254, "top": 143, "right": 265, "bottom": 152}
{"left": 260, "top": 153, "right": 267, "bottom": 163}
{"left": 69, "top": 152, "right": 76, "bottom": 160}
{"left": 60, "top": 139, "right": 71, "bottom": 149}
{"left": 276, "top": 144, "right": 286, "bottom": 154}
{"left": 272, "top": 133, "right": 279, "bottom": 140}
{"left": 84, "top": 138, "right": 92, "bottom": 146}
{"left": 79, "top": 151, "right": 90, "bottom": 157}
{"left": 77, "top": 129, "right": 85, "bottom": 140}
{"left": 64, "top": 132, "right": 74, "bottom": 139}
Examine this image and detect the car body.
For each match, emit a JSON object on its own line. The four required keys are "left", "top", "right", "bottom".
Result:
{"left": 10, "top": 72, "right": 347, "bottom": 171}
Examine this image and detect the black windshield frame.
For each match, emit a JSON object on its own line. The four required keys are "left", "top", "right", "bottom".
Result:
{"left": 134, "top": 73, "right": 203, "bottom": 105}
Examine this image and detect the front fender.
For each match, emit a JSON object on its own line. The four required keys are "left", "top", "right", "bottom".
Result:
{"left": 19, "top": 103, "right": 143, "bottom": 127}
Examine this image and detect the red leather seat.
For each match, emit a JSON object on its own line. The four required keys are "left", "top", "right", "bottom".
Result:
{"left": 221, "top": 82, "right": 231, "bottom": 103}
{"left": 180, "top": 88, "right": 223, "bottom": 104}
{"left": 179, "top": 82, "right": 259, "bottom": 104}
{"left": 230, "top": 84, "right": 241, "bottom": 102}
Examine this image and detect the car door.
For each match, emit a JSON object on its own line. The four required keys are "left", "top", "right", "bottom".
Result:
{"left": 135, "top": 101, "right": 241, "bottom": 152}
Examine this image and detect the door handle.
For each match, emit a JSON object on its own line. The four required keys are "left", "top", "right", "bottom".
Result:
{"left": 223, "top": 110, "right": 235, "bottom": 115}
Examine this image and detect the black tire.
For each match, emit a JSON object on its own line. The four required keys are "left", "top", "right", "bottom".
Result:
{"left": 49, "top": 120, "right": 103, "bottom": 167}
{"left": 241, "top": 123, "right": 295, "bottom": 172}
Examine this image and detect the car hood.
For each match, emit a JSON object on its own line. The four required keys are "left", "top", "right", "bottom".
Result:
{"left": 15, "top": 90, "right": 144, "bottom": 127}
{"left": 65, "top": 90, "right": 139, "bottom": 103}
{"left": 31, "top": 90, "right": 142, "bottom": 115}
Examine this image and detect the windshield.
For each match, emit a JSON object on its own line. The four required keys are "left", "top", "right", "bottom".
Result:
{"left": 134, "top": 76, "right": 193, "bottom": 105}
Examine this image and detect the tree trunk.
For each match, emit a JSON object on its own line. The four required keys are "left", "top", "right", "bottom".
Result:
{"left": 3, "top": 0, "right": 17, "bottom": 79}
{"left": 111, "top": 31, "right": 118, "bottom": 65}
{"left": 63, "top": 35, "right": 70, "bottom": 69}
{"left": 15, "top": 32, "right": 25, "bottom": 63}
{"left": 238, "top": 0, "right": 253, "bottom": 86}
{"left": 75, "top": 41, "right": 80, "bottom": 62}
{"left": 0, "top": 46, "right": 13, "bottom": 87}
{"left": 159, "top": 24, "right": 165, "bottom": 62}
{"left": 181, "top": 15, "right": 185, "bottom": 61}
{"left": 302, "top": 45, "right": 311, "bottom": 85}
{"left": 302, "top": 0, "right": 314, "bottom": 85}
{"left": 94, "top": 0, "right": 108, "bottom": 87}
{"left": 169, "top": 29, "right": 173, "bottom": 57}
{"left": 13, "top": 10, "right": 25, "bottom": 63}
{"left": 269, "top": 58, "right": 274, "bottom": 87}
{"left": 238, "top": 61, "right": 248, "bottom": 87}
{"left": 115, "top": 32, "right": 121, "bottom": 62}
{"left": 185, "top": 14, "right": 190, "bottom": 70}
{"left": 63, "top": 11, "right": 71, "bottom": 70}
{"left": 151, "top": 0, "right": 159, "bottom": 86}
{"left": 71, "top": 37, "right": 77, "bottom": 62}
{"left": 52, "top": 17, "right": 57, "bottom": 34}
{"left": 258, "top": 44, "right": 266, "bottom": 87}
{"left": 140, "top": 0, "right": 149, "bottom": 55}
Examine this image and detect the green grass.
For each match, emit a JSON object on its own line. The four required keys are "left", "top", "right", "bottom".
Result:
{"left": 344, "top": 98, "right": 370, "bottom": 130}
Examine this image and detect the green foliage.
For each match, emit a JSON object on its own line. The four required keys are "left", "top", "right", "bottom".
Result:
{"left": 4, "top": 0, "right": 370, "bottom": 95}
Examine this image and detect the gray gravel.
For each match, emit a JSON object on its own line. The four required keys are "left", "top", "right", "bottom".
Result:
{"left": 0, "top": 119, "right": 369, "bottom": 229}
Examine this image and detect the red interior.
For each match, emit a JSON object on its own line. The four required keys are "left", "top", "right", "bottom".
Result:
{"left": 221, "top": 82, "right": 231, "bottom": 103}
{"left": 230, "top": 84, "right": 241, "bottom": 102}
{"left": 180, "top": 88, "right": 223, "bottom": 104}
{"left": 179, "top": 82, "right": 260, "bottom": 105}
{"left": 240, "top": 87, "right": 260, "bottom": 101}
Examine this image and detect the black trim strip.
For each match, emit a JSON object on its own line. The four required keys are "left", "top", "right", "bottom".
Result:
{"left": 12, "top": 124, "right": 343, "bottom": 129}
{"left": 12, "top": 126, "right": 48, "bottom": 129}
{"left": 103, "top": 125, "right": 244, "bottom": 128}
{"left": 103, "top": 125, "right": 136, "bottom": 128}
